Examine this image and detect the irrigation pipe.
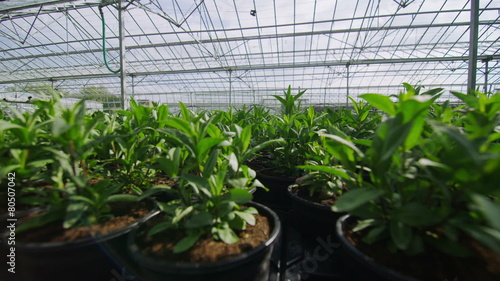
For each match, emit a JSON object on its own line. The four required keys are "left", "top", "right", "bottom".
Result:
{"left": 99, "top": 5, "right": 121, "bottom": 73}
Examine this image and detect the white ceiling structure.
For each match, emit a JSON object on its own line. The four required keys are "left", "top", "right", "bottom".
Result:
{"left": 1, "top": 0, "right": 499, "bottom": 109}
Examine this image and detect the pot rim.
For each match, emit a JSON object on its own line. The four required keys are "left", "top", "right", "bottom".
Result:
{"left": 256, "top": 167, "right": 297, "bottom": 181}
{"left": 127, "top": 201, "right": 281, "bottom": 273}
{"left": 287, "top": 184, "right": 340, "bottom": 212}
{"left": 4, "top": 200, "right": 160, "bottom": 252}
{"left": 335, "top": 214, "right": 421, "bottom": 281}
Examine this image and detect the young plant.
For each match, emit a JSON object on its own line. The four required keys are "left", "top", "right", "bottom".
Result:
{"left": 96, "top": 100, "right": 171, "bottom": 192}
{"left": 329, "top": 86, "right": 500, "bottom": 259}
{"left": 263, "top": 105, "right": 325, "bottom": 177}
{"left": 14, "top": 99, "right": 140, "bottom": 233}
{"left": 273, "top": 85, "right": 307, "bottom": 115}
{"left": 148, "top": 105, "right": 281, "bottom": 252}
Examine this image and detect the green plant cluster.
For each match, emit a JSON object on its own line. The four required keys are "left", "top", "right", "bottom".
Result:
{"left": 316, "top": 84, "right": 500, "bottom": 257}
{"left": 3, "top": 84, "right": 496, "bottom": 259}
{"left": 0, "top": 94, "right": 284, "bottom": 252}
{"left": 249, "top": 86, "right": 382, "bottom": 179}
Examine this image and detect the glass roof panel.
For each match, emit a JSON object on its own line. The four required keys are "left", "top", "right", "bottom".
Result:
{"left": 0, "top": 0, "right": 499, "bottom": 109}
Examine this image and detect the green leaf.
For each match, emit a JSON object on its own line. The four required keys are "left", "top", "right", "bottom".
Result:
{"left": 174, "top": 232, "right": 202, "bottom": 253}
{"left": 216, "top": 227, "right": 239, "bottom": 244}
{"left": 242, "top": 138, "right": 285, "bottom": 163}
{"left": 362, "top": 224, "right": 387, "bottom": 244}
{"left": 173, "top": 206, "right": 194, "bottom": 224}
{"left": 51, "top": 118, "right": 71, "bottom": 137}
{"left": 69, "top": 195, "right": 96, "bottom": 206}
{"left": 155, "top": 148, "right": 181, "bottom": 177}
{"left": 226, "top": 188, "right": 252, "bottom": 204}
{"left": 369, "top": 116, "right": 414, "bottom": 175}
{"left": 147, "top": 221, "right": 175, "bottom": 236}
{"left": 227, "top": 178, "right": 248, "bottom": 189}
{"left": 202, "top": 148, "right": 219, "bottom": 178}
{"left": 353, "top": 219, "right": 377, "bottom": 232}
{"left": 228, "top": 216, "right": 246, "bottom": 230}
{"left": 470, "top": 194, "right": 500, "bottom": 231}
{"left": 459, "top": 224, "right": 500, "bottom": 253}
{"left": 228, "top": 152, "right": 239, "bottom": 172}
{"left": 64, "top": 202, "right": 88, "bottom": 229}
{"left": 298, "top": 165, "right": 352, "bottom": 181}
{"left": 156, "top": 199, "right": 182, "bottom": 214}
{"left": 166, "top": 117, "right": 195, "bottom": 136}
{"left": 240, "top": 125, "right": 252, "bottom": 152}
{"left": 16, "top": 206, "right": 65, "bottom": 233}
{"left": 106, "top": 194, "right": 139, "bottom": 203}
{"left": 421, "top": 88, "right": 444, "bottom": 96}
{"left": 319, "top": 133, "right": 364, "bottom": 157}
{"left": 451, "top": 91, "right": 479, "bottom": 108}
{"left": 0, "top": 120, "right": 23, "bottom": 131}
{"left": 395, "top": 203, "right": 443, "bottom": 227}
{"left": 185, "top": 212, "right": 214, "bottom": 228}
{"left": 182, "top": 174, "right": 209, "bottom": 194}
{"left": 348, "top": 202, "right": 384, "bottom": 218}
{"left": 417, "top": 158, "right": 450, "bottom": 170}
{"left": 196, "top": 138, "right": 226, "bottom": 161}
{"left": 235, "top": 211, "right": 256, "bottom": 226}
{"left": 242, "top": 206, "right": 258, "bottom": 214}
{"left": 332, "top": 188, "right": 384, "bottom": 212}
{"left": 217, "top": 202, "right": 237, "bottom": 218}
{"left": 138, "top": 185, "right": 174, "bottom": 201}
{"left": 390, "top": 221, "right": 412, "bottom": 250}
{"left": 360, "top": 94, "right": 396, "bottom": 116}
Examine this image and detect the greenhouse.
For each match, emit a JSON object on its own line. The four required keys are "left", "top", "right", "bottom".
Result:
{"left": 0, "top": 0, "right": 499, "bottom": 109}
{"left": 1, "top": 1, "right": 500, "bottom": 281}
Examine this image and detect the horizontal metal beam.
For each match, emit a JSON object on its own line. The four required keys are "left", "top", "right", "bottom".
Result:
{"left": 0, "top": 0, "right": 77, "bottom": 12}
{"left": 2, "top": 20, "right": 497, "bottom": 63}
{"left": 129, "top": 84, "right": 471, "bottom": 97}
{"left": 1, "top": 54, "right": 498, "bottom": 84}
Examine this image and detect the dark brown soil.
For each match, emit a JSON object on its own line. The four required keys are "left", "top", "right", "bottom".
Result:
{"left": 292, "top": 185, "right": 337, "bottom": 207}
{"left": 137, "top": 212, "right": 271, "bottom": 263}
{"left": 17, "top": 201, "right": 152, "bottom": 243}
{"left": 344, "top": 218, "right": 500, "bottom": 281}
{"left": 150, "top": 176, "right": 177, "bottom": 186}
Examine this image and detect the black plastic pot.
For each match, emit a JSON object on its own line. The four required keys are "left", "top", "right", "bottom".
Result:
{"left": 3, "top": 202, "right": 159, "bottom": 281}
{"left": 252, "top": 168, "right": 296, "bottom": 209}
{"left": 128, "top": 202, "right": 281, "bottom": 281}
{"left": 287, "top": 185, "right": 343, "bottom": 237}
{"left": 335, "top": 215, "right": 419, "bottom": 281}
{"left": 286, "top": 186, "right": 345, "bottom": 280}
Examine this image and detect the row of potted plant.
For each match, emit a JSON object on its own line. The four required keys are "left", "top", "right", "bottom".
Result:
{"left": 291, "top": 85, "right": 500, "bottom": 280}
{"left": 0, "top": 94, "right": 284, "bottom": 281}
{"left": 1, "top": 85, "right": 498, "bottom": 281}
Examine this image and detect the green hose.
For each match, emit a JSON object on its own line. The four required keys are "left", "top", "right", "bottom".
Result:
{"left": 99, "top": 5, "right": 121, "bottom": 73}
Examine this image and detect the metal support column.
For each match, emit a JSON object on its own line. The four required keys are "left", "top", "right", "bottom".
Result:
{"left": 482, "top": 57, "right": 491, "bottom": 93}
{"left": 131, "top": 74, "right": 135, "bottom": 100}
{"left": 467, "top": 0, "right": 479, "bottom": 94}
{"left": 118, "top": 1, "right": 127, "bottom": 109}
{"left": 228, "top": 69, "right": 233, "bottom": 107}
{"left": 346, "top": 63, "right": 350, "bottom": 107}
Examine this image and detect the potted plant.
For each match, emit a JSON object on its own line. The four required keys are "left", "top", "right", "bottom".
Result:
{"left": 0, "top": 98, "right": 56, "bottom": 225}
{"left": 2, "top": 98, "right": 158, "bottom": 281}
{"left": 289, "top": 96, "right": 381, "bottom": 218}
{"left": 330, "top": 85, "right": 500, "bottom": 281}
{"left": 281, "top": 97, "right": 380, "bottom": 279}
{"left": 252, "top": 86, "right": 326, "bottom": 209}
{"left": 91, "top": 99, "right": 172, "bottom": 193}
{"left": 128, "top": 113, "right": 282, "bottom": 281}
